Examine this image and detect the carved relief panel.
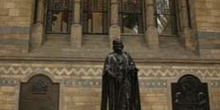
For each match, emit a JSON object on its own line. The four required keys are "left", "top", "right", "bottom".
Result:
{"left": 172, "top": 75, "right": 210, "bottom": 110}
{"left": 19, "top": 75, "right": 59, "bottom": 110}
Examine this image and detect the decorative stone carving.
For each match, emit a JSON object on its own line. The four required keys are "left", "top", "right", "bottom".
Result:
{"left": 32, "top": 79, "right": 48, "bottom": 94}
{"left": 19, "top": 75, "right": 59, "bottom": 110}
{"left": 172, "top": 75, "right": 210, "bottom": 110}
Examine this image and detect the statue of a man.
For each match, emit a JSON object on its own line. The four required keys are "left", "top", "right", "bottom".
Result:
{"left": 101, "top": 38, "right": 141, "bottom": 110}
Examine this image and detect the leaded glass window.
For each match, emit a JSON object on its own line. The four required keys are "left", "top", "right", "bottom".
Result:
{"left": 82, "top": 0, "right": 109, "bottom": 34}
{"left": 119, "top": 0, "right": 144, "bottom": 34}
{"left": 45, "top": 0, "right": 73, "bottom": 34}
{"left": 155, "top": 0, "right": 178, "bottom": 35}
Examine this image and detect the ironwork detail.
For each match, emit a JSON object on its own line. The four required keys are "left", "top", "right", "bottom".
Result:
{"left": 172, "top": 75, "right": 210, "bottom": 110}
{"left": 45, "top": 0, "right": 73, "bottom": 34}
{"left": 19, "top": 74, "right": 59, "bottom": 110}
{"left": 155, "top": 0, "right": 178, "bottom": 35}
{"left": 119, "top": 0, "right": 144, "bottom": 34}
{"left": 82, "top": 0, "right": 109, "bottom": 34}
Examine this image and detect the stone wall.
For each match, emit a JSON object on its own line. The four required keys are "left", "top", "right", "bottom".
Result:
{"left": 0, "top": 0, "right": 220, "bottom": 109}
{"left": 0, "top": 0, "right": 32, "bottom": 52}
{"left": 195, "top": 0, "right": 220, "bottom": 32}
{"left": 195, "top": 0, "right": 220, "bottom": 57}
{"left": 198, "top": 32, "right": 220, "bottom": 58}
{"left": 0, "top": 61, "right": 220, "bottom": 110}
{"left": 0, "top": 0, "right": 220, "bottom": 57}
{"left": 0, "top": 82, "right": 18, "bottom": 110}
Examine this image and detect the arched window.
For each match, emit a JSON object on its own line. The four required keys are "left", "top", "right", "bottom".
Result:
{"left": 155, "top": 0, "right": 191, "bottom": 35}
{"left": 119, "top": 0, "right": 144, "bottom": 34}
{"left": 45, "top": 0, "right": 73, "bottom": 34}
{"left": 82, "top": 0, "right": 109, "bottom": 34}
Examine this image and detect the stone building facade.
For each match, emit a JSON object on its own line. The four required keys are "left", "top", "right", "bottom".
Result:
{"left": 0, "top": 0, "right": 220, "bottom": 110}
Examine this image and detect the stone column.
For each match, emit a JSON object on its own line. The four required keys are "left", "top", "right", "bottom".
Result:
{"left": 181, "top": 0, "right": 192, "bottom": 50}
{"left": 70, "top": 0, "right": 82, "bottom": 48}
{"left": 109, "top": 0, "right": 121, "bottom": 48}
{"left": 145, "top": 0, "right": 159, "bottom": 49}
{"left": 31, "top": 0, "right": 44, "bottom": 47}
{"left": 36, "top": 0, "right": 44, "bottom": 24}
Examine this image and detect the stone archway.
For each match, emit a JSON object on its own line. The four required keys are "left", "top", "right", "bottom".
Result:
{"left": 19, "top": 74, "right": 59, "bottom": 110}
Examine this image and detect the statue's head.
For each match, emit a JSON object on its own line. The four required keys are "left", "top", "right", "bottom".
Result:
{"left": 113, "top": 38, "right": 124, "bottom": 53}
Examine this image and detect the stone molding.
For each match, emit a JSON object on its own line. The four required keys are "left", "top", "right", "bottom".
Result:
{"left": 0, "top": 64, "right": 219, "bottom": 78}
{"left": 0, "top": 26, "right": 30, "bottom": 34}
{"left": 0, "top": 78, "right": 17, "bottom": 86}
{"left": 210, "top": 80, "right": 220, "bottom": 87}
{"left": 0, "top": 63, "right": 219, "bottom": 88}
{"left": 64, "top": 79, "right": 167, "bottom": 88}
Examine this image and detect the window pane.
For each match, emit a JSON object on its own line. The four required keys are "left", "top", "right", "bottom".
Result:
{"left": 45, "top": 0, "right": 73, "bottom": 34}
{"left": 119, "top": 0, "right": 144, "bottom": 34}
{"left": 82, "top": 0, "right": 109, "bottom": 34}
{"left": 155, "top": 0, "right": 178, "bottom": 35}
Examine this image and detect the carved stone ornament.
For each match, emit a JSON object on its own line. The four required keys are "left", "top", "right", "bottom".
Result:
{"left": 172, "top": 75, "right": 210, "bottom": 110}
{"left": 32, "top": 79, "right": 48, "bottom": 94}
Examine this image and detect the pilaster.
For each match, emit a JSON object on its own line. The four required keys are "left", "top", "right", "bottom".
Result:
{"left": 145, "top": 0, "right": 159, "bottom": 49}
{"left": 30, "top": 0, "right": 45, "bottom": 47}
{"left": 109, "top": 0, "right": 120, "bottom": 48}
{"left": 181, "top": 0, "right": 193, "bottom": 50}
{"left": 70, "top": 0, "right": 82, "bottom": 48}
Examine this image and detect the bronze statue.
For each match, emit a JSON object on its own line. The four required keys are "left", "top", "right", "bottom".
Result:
{"left": 101, "top": 38, "right": 141, "bottom": 110}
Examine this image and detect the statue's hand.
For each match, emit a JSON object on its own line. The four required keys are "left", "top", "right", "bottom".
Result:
{"left": 128, "top": 66, "right": 138, "bottom": 72}
{"left": 106, "top": 69, "right": 117, "bottom": 78}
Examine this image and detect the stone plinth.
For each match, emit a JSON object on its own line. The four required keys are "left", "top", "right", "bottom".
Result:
{"left": 30, "top": 23, "right": 44, "bottom": 47}
{"left": 70, "top": 24, "right": 82, "bottom": 48}
{"left": 145, "top": 26, "right": 159, "bottom": 49}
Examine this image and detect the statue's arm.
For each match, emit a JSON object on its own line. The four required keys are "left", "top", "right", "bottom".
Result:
{"left": 126, "top": 53, "right": 138, "bottom": 72}
{"left": 103, "top": 54, "right": 116, "bottom": 78}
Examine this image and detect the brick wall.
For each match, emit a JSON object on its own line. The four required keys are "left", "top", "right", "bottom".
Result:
{"left": 195, "top": 0, "right": 220, "bottom": 32}
{"left": 0, "top": 81, "right": 18, "bottom": 110}
{"left": 210, "top": 86, "right": 220, "bottom": 110}
{"left": 0, "top": 62, "right": 219, "bottom": 110}
{"left": 195, "top": 0, "right": 220, "bottom": 57}
{"left": 0, "top": 0, "right": 219, "bottom": 57}
{"left": 0, "top": 0, "right": 32, "bottom": 52}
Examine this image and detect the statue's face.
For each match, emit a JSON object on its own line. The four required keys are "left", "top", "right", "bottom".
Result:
{"left": 114, "top": 42, "right": 123, "bottom": 53}
{"left": 113, "top": 38, "right": 124, "bottom": 53}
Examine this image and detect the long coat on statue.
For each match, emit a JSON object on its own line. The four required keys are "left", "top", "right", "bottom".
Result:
{"left": 101, "top": 51, "right": 141, "bottom": 110}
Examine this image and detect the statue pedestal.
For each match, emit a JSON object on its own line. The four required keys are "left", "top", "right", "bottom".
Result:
{"left": 70, "top": 24, "right": 82, "bottom": 48}
{"left": 145, "top": 26, "right": 159, "bottom": 49}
